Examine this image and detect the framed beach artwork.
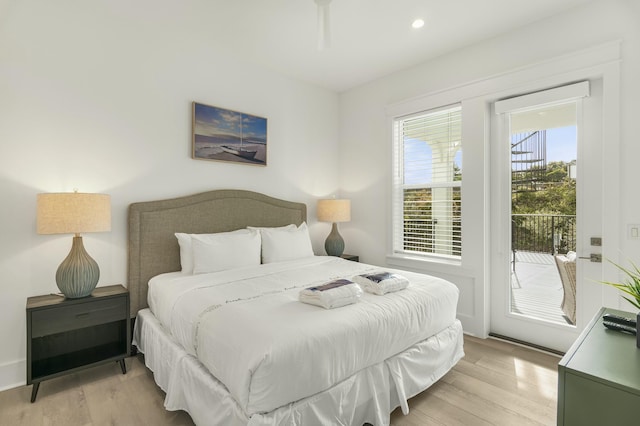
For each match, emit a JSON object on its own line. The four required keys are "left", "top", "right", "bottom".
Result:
{"left": 192, "top": 102, "right": 267, "bottom": 166}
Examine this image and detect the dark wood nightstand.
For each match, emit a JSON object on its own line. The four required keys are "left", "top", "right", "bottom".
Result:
{"left": 340, "top": 254, "right": 359, "bottom": 262}
{"left": 26, "top": 285, "right": 130, "bottom": 402}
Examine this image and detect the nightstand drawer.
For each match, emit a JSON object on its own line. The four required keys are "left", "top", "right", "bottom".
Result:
{"left": 31, "top": 297, "right": 127, "bottom": 338}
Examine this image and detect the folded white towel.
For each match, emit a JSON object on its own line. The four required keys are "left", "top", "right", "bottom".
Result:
{"left": 352, "top": 272, "right": 410, "bottom": 295}
{"left": 299, "top": 279, "right": 362, "bottom": 309}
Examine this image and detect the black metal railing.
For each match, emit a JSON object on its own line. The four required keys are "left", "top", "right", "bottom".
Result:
{"left": 511, "top": 131, "right": 547, "bottom": 193}
{"left": 512, "top": 214, "right": 576, "bottom": 254}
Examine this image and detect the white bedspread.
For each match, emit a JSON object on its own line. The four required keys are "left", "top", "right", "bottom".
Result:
{"left": 147, "top": 256, "right": 459, "bottom": 416}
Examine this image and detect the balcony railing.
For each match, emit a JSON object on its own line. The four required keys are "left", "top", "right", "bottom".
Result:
{"left": 512, "top": 214, "right": 576, "bottom": 255}
{"left": 403, "top": 218, "right": 462, "bottom": 256}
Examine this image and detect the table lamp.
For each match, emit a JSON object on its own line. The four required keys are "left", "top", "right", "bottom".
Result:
{"left": 317, "top": 199, "right": 350, "bottom": 256}
{"left": 37, "top": 192, "right": 111, "bottom": 298}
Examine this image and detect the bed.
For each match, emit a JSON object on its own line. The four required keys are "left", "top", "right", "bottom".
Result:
{"left": 129, "top": 189, "right": 464, "bottom": 425}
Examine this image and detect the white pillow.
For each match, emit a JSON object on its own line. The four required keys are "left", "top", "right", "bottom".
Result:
{"left": 175, "top": 229, "right": 262, "bottom": 274}
{"left": 260, "top": 222, "right": 314, "bottom": 264}
{"left": 192, "top": 229, "right": 261, "bottom": 274}
{"left": 175, "top": 232, "right": 195, "bottom": 274}
{"left": 247, "top": 224, "right": 296, "bottom": 231}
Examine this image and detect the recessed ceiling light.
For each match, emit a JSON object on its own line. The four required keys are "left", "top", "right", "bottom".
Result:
{"left": 412, "top": 19, "right": 425, "bottom": 29}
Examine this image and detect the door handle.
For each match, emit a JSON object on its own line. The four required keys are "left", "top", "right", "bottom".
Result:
{"left": 578, "top": 253, "right": 602, "bottom": 263}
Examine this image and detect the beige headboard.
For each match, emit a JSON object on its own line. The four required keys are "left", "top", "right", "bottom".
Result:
{"left": 127, "top": 189, "right": 307, "bottom": 317}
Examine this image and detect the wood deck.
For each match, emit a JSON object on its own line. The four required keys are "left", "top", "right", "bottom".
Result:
{"left": 511, "top": 251, "right": 572, "bottom": 325}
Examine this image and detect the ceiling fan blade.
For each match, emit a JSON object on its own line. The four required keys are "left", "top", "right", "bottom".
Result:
{"left": 314, "top": 0, "right": 332, "bottom": 50}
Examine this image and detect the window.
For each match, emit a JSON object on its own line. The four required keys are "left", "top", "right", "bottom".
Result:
{"left": 392, "top": 104, "right": 462, "bottom": 260}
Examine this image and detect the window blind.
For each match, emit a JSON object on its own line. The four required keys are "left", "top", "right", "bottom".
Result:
{"left": 392, "top": 104, "right": 462, "bottom": 259}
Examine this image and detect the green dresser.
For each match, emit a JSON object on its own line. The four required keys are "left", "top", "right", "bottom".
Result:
{"left": 557, "top": 307, "right": 640, "bottom": 426}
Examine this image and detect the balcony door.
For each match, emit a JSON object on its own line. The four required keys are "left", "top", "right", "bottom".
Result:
{"left": 489, "top": 80, "right": 604, "bottom": 352}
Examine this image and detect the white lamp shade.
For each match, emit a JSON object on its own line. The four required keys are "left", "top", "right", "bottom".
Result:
{"left": 37, "top": 193, "right": 111, "bottom": 235}
{"left": 317, "top": 199, "right": 351, "bottom": 223}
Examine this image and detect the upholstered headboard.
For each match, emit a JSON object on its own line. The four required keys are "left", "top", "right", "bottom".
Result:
{"left": 127, "top": 189, "right": 307, "bottom": 317}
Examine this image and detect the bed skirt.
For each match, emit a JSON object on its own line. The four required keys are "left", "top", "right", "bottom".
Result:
{"left": 133, "top": 308, "right": 464, "bottom": 426}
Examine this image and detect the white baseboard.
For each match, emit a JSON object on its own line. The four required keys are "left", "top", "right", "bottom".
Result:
{"left": 0, "top": 359, "right": 25, "bottom": 392}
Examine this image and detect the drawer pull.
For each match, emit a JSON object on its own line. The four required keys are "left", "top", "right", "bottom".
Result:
{"left": 76, "top": 313, "right": 90, "bottom": 319}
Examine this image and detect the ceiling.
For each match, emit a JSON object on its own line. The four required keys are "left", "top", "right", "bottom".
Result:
{"left": 0, "top": 0, "right": 597, "bottom": 93}
{"left": 193, "top": 0, "right": 595, "bottom": 92}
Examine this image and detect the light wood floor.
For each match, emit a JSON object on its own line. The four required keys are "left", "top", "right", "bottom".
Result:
{"left": 0, "top": 335, "right": 560, "bottom": 425}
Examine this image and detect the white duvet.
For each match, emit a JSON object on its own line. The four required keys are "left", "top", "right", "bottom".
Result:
{"left": 147, "top": 256, "right": 459, "bottom": 416}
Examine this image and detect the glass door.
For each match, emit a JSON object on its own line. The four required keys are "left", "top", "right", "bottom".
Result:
{"left": 490, "top": 80, "right": 604, "bottom": 352}
{"left": 509, "top": 102, "right": 577, "bottom": 326}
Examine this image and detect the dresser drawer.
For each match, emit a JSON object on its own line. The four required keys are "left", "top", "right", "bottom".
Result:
{"left": 31, "top": 297, "right": 127, "bottom": 338}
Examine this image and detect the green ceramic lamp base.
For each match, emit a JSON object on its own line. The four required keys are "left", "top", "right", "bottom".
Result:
{"left": 55, "top": 236, "right": 100, "bottom": 298}
{"left": 324, "top": 222, "right": 345, "bottom": 257}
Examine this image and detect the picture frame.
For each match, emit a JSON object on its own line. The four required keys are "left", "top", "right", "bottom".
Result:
{"left": 192, "top": 102, "right": 267, "bottom": 166}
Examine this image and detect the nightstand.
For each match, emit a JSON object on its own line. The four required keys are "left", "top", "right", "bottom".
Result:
{"left": 26, "top": 285, "right": 130, "bottom": 402}
{"left": 340, "top": 254, "right": 359, "bottom": 262}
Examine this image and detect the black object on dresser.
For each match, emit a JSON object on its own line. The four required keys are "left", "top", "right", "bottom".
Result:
{"left": 26, "top": 284, "right": 131, "bottom": 402}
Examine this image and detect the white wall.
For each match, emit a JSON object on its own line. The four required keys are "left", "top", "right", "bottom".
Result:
{"left": 339, "top": 0, "right": 640, "bottom": 334}
{"left": 0, "top": 1, "right": 340, "bottom": 390}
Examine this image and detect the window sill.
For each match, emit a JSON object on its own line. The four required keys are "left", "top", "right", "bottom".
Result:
{"left": 386, "top": 254, "right": 474, "bottom": 278}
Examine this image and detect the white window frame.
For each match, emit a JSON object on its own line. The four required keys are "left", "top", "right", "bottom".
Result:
{"left": 391, "top": 104, "right": 462, "bottom": 263}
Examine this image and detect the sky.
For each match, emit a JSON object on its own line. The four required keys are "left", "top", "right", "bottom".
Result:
{"left": 545, "top": 126, "right": 576, "bottom": 163}
{"left": 194, "top": 103, "right": 267, "bottom": 141}
{"left": 403, "top": 125, "right": 576, "bottom": 185}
